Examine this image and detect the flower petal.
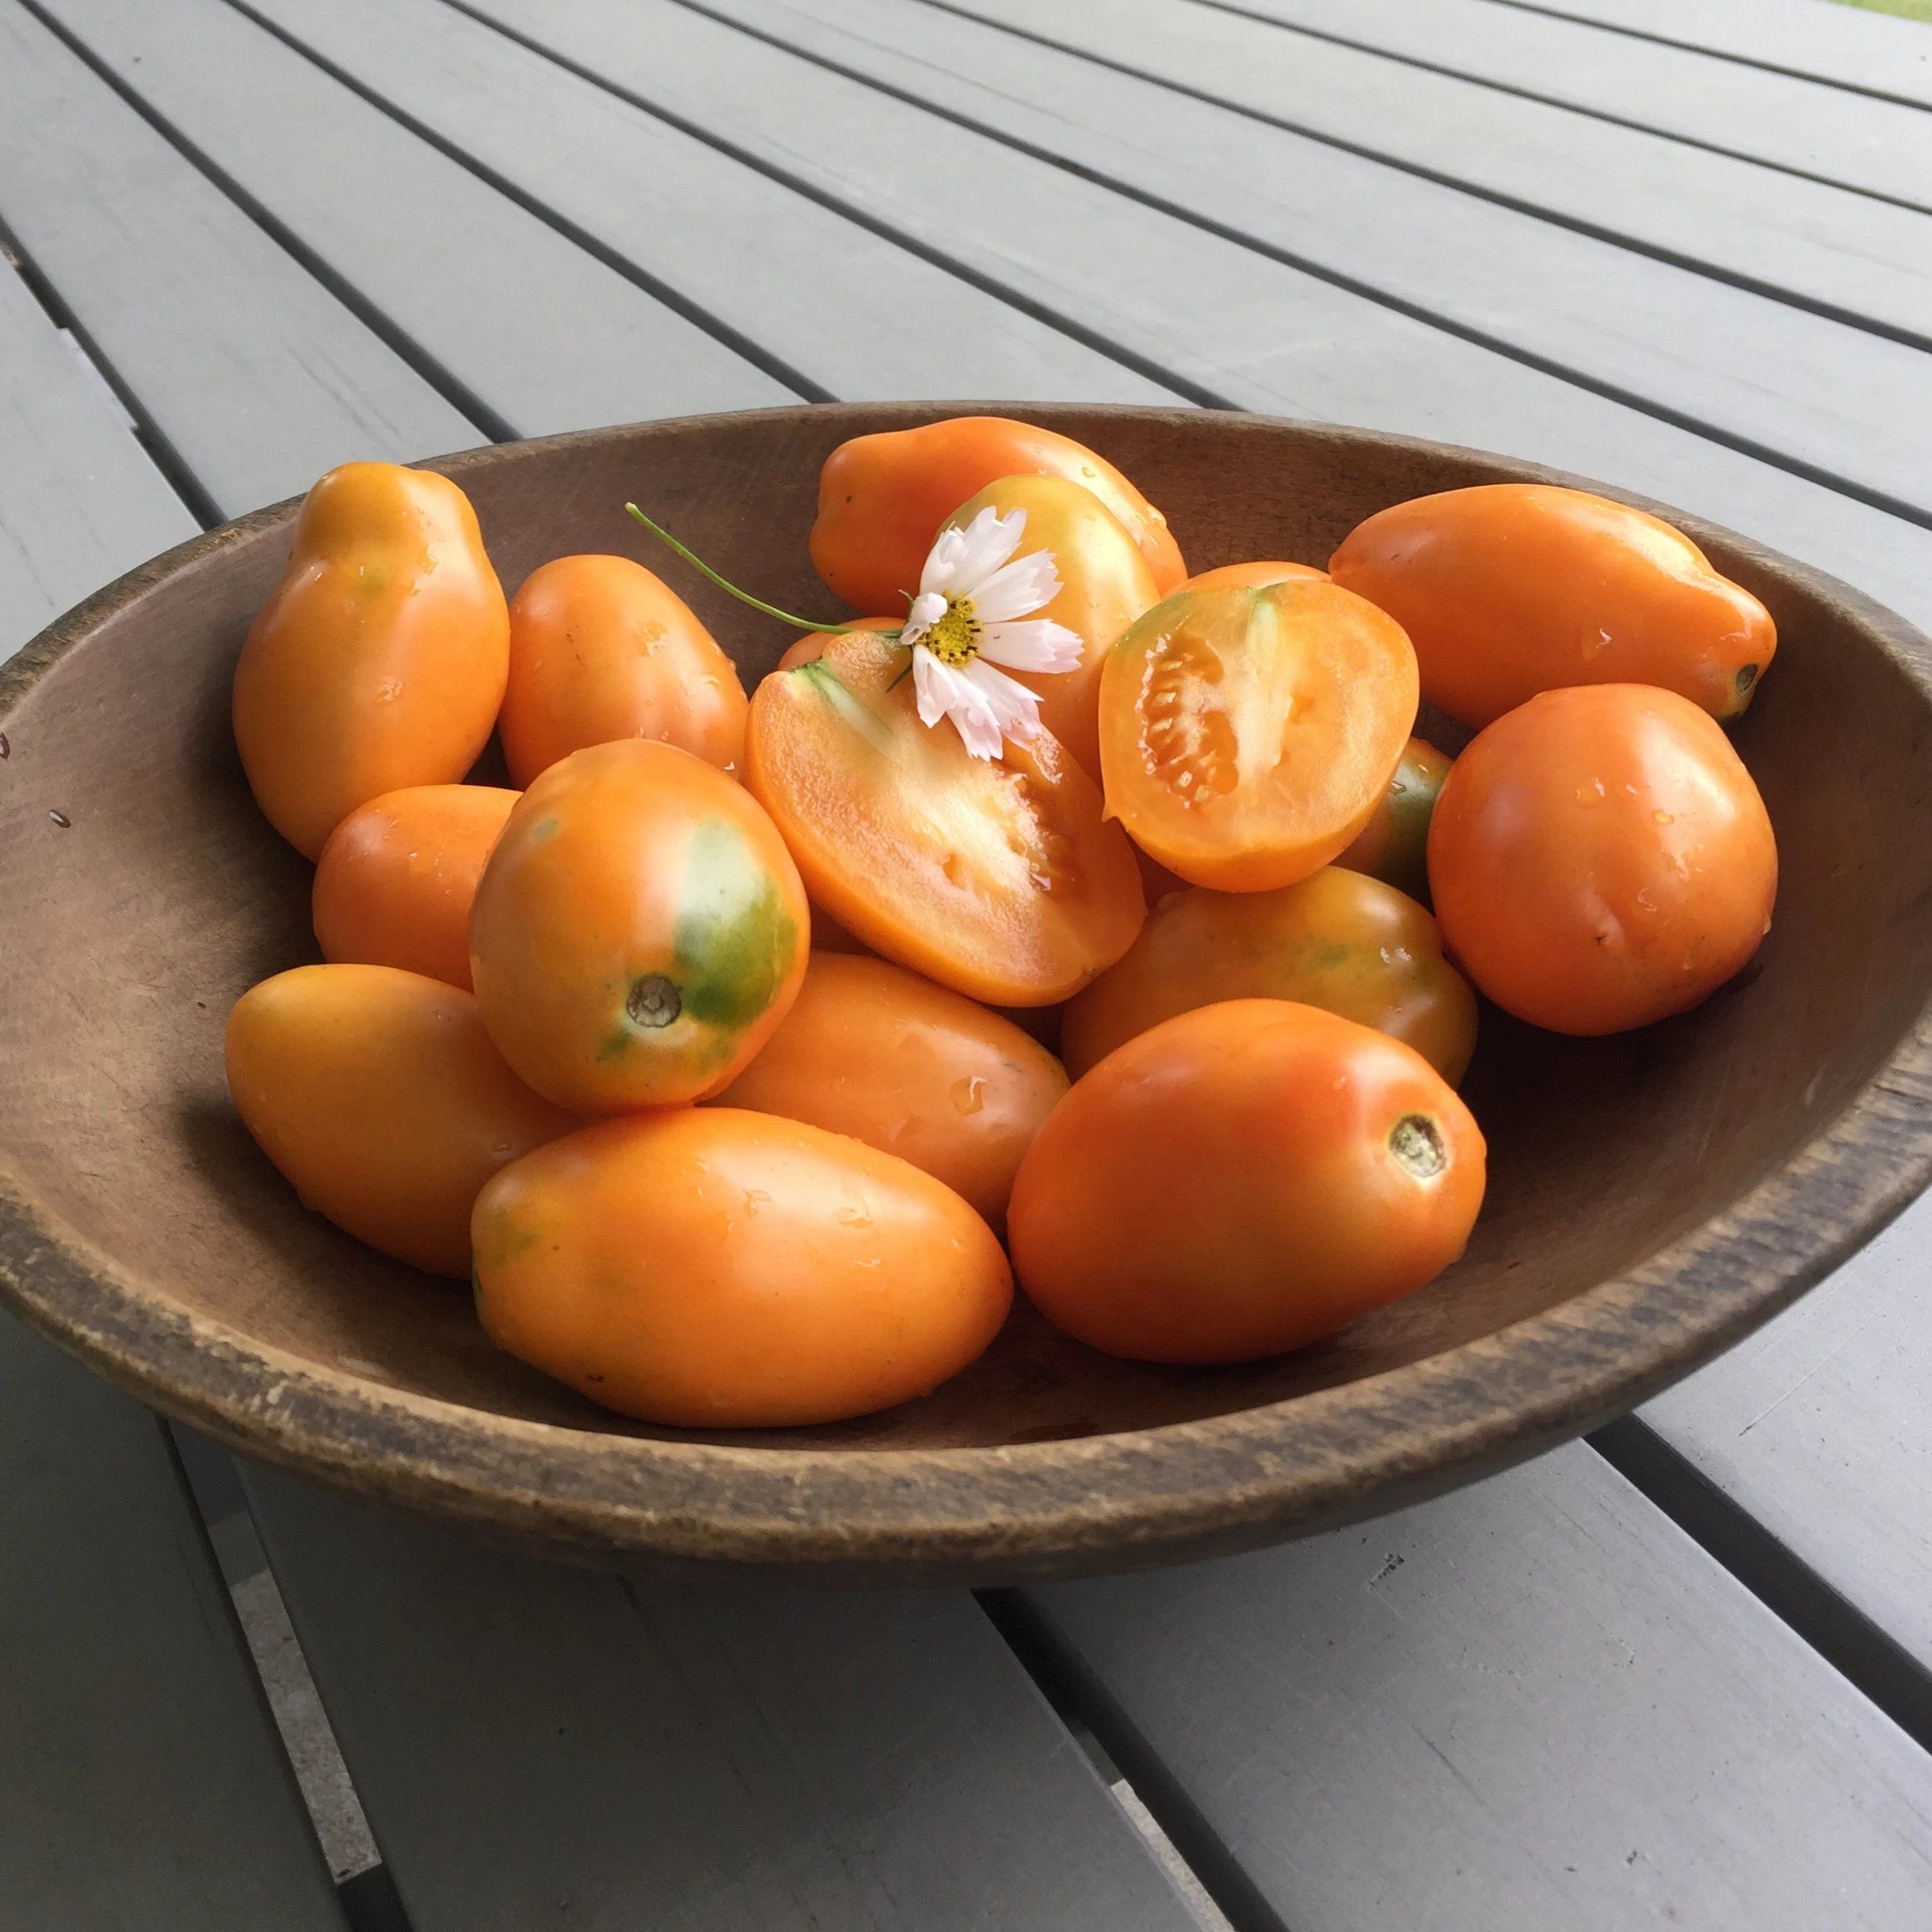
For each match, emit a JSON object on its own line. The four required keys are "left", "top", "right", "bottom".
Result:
{"left": 911, "top": 643, "right": 956, "bottom": 731}
{"left": 969, "top": 547, "right": 1062, "bottom": 623}
{"left": 903, "top": 590, "right": 947, "bottom": 642}
{"left": 962, "top": 657, "right": 1048, "bottom": 744}
{"left": 978, "top": 617, "right": 1084, "bottom": 675}
{"left": 924, "top": 505, "right": 1023, "bottom": 596}
{"left": 913, "top": 644, "right": 1016, "bottom": 759}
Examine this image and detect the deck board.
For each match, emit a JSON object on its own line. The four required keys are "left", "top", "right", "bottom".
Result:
{"left": 246, "top": 1467, "right": 1205, "bottom": 1932}
{"left": 241, "top": 0, "right": 1172, "bottom": 408}
{"left": 694, "top": 0, "right": 1932, "bottom": 524}
{"left": 888, "top": 0, "right": 1932, "bottom": 345}
{"left": 1022, "top": 1444, "right": 1932, "bottom": 1931}
{"left": 32, "top": 0, "right": 795, "bottom": 438}
{"left": 0, "top": 2, "right": 474, "bottom": 516}
{"left": 1220, "top": 0, "right": 1932, "bottom": 208}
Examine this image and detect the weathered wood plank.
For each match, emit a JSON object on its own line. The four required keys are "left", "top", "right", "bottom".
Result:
{"left": 0, "top": 258, "right": 193, "bottom": 650}
{"left": 0, "top": 0, "right": 475, "bottom": 516}
{"left": 1022, "top": 1444, "right": 1932, "bottom": 1930}
{"left": 694, "top": 0, "right": 1932, "bottom": 522}
{"left": 878, "top": 0, "right": 1932, "bottom": 344}
{"left": 32, "top": 0, "right": 794, "bottom": 436}
{"left": 1225, "top": 0, "right": 1932, "bottom": 208}
{"left": 1642, "top": 1187, "right": 1932, "bottom": 1673}
{"left": 1526, "top": 0, "right": 1932, "bottom": 110}
{"left": 241, "top": 0, "right": 1172, "bottom": 407}
{"left": 246, "top": 1465, "right": 1206, "bottom": 1932}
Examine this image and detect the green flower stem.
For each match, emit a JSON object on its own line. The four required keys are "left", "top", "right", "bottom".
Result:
{"left": 624, "top": 503, "right": 890, "bottom": 637}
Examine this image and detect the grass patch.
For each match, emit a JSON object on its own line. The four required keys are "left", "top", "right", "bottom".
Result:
{"left": 1835, "top": 0, "right": 1932, "bottom": 21}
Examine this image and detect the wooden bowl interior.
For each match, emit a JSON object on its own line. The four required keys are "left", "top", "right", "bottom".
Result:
{"left": 2, "top": 406, "right": 1930, "bottom": 1461}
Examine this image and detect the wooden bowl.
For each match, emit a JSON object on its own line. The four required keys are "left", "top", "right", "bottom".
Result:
{"left": 3, "top": 404, "right": 1930, "bottom": 1584}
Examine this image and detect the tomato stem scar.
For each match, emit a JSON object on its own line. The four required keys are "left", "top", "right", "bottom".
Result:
{"left": 1388, "top": 1112, "right": 1446, "bottom": 1179}
{"left": 626, "top": 974, "right": 682, "bottom": 1029}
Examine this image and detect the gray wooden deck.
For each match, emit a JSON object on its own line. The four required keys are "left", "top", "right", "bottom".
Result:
{"left": 3, "top": 1, "right": 1931, "bottom": 1925}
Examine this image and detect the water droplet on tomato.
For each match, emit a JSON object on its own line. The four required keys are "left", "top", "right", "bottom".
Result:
{"left": 951, "top": 1076, "right": 986, "bottom": 1115}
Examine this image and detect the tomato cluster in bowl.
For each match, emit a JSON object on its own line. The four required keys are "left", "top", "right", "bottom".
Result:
{"left": 223, "top": 416, "right": 1778, "bottom": 1431}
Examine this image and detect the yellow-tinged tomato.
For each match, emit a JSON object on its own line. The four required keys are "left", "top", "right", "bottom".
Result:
{"left": 710, "top": 954, "right": 1069, "bottom": 1228}
{"left": 1335, "top": 737, "right": 1452, "bottom": 905}
{"left": 225, "top": 965, "right": 574, "bottom": 1277}
{"left": 1009, "top": 1000, "right": 1485, "bottom": 1364}
{"left": 935, "top": 474, "right": 1159, "bottom": 775}
{"left": 745, "top": 627, "right": 1145, "bottom": 1006}
{"left": 313, "top": 783, "right": 518, "bottom": 991}
{"left": 233, "top": 463, "right": 508, "bottom": 858}
{"left": 473, "top": 1108, "right": 1013, "bottom": 1427}
{"left": 1329, "top": 483, "right": 1775, "bottom": 727}
{"left": 500, "top": 554, "right": 748, "bottom": 785}
{"left": 1062, "top": 868, "right": 1475, "bottom": 1084}
{"left": 1428, "top": 684, "right": 1777, "bottom": 1035}
{"left": 469, "top": 740, "right": 807, "bottom": 1112}
{"left": 811, "top": 416, "right": 1185, "bottom": 612}
{"left": 1099, "top": 579, "right": 1419, "bottom": 891}
{"left": 1178, "top": 559, "right": 1328, "bottom": 592}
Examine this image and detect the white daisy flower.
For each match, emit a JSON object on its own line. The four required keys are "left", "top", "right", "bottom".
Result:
{"left": 901, "top": 506, "right": 1083, "bottom": 760}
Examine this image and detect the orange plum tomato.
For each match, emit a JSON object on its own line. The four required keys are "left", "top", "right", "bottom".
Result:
{"left": 1178, "top": 560, "right": 1328, "bottom": 592}
{"left": 1335, "top": 736, "right": 1452, "bottom": 905}
{"left": 710, "top": 953, "right": 1069, "bottom": 1228}
{"left": 744, "top": 627, "right": 1145, "bottom": 1006}
{"left": 469, "top": 740, "right": 807, "bottom": 1112}
{"left": 775, "top": 612, "right": 901, "bottom": 674}
{"left": 500, "top": 553, "right": 747, "bottom": 786}
{"left": 810, "top": 415, "right": 1185, "bottom": 612}
{"left": 232, "top": 463, "right": 508, "bottom": 858}
{"left": 1428, "top": 684, "right": 1777, "bottom": 1035}
{"left": 934, "top": 474, "right": 1159, "bottom": 776}
{"left": 313, "top": 783, "right": 519, "bottom": 991}
{"left": 1329, "top": 483, "right": 1775, "bottom": 728}
{"left": 1098, "top": 578, "right": 1419, "bottom": 892}
{"left": 226, "top": 964, "right": 574, "bottom": 1277}
{"left": 472, "top": 1108, "right": 1013, "bottom": 1427}
{"left": 1062, "top": 867, "right": 1476, "bottom": 1085}
{"left": 1009, "top": 1000, "right": 1485, "bottom": 1364}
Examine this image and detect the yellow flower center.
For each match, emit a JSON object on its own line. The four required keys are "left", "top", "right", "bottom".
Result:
{"left": 922, "top": 596, "right": 981, "bottom": 667}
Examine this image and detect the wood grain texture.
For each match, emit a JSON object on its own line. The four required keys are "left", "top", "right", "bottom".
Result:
{"left": 902, "top": 0, "right": 1932, "bottom": 343}
{"left": 1225, "top": 0, "right": 1932, "bottom": 208}
{"left": 31, "top": 0, "right": 792, "bottom": 433}
{"left": 0, "top": 1, "right": 475, "bottom": 516}
{"left": 1020, "top": 1442, "right": 1932, "bottom": 1930}
{"left": 0, "top": 260, "right": 193, "bottom": 651}
{"left": 239, "top": 0, "right": 1172, "bottom": 408}
{"left": 244, "top": 1464, "right": 1203, "bottom": 1932}
{"left": 2, "top": 404, "right": 1929, "bottom": 1580}
{"left": 713, "top": 0, "right": 1932, "bottom": 520}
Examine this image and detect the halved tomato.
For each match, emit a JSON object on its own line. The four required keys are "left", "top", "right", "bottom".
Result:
{"left": 744, "top": 628, "right": 1145, "bottom": 1005}
{"left": 1098, "top": 579, "right": 1419, "bottom": 891}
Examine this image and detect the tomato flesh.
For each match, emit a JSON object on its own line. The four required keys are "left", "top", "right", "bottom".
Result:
{"left": 1099, "top": 580, "right": 1418, "bottom": 891}
{"left": 745, "top": 629, "right": 1145, "bottom": 1005}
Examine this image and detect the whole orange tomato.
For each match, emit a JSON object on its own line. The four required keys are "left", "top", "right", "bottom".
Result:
{"left": 1061, "top": 868, "right": 1476, "bottom": 1084}
{"left": 1329, "top": 484, "right": 1775, "bottom": 728}
{"left": 811, "top": 416, "right": 1185, "bottom": 612}
{"left": 470, "top": 740, "right": 807, "bottom": 1111}
{"left": 745, "top": 627, "right": 1145, "bottom": 1005}
{"left": 313, "top": 783, "right": 518, "bottom": 991}
{"left": 935, "top": 474, "right": 1159, "bottom": 775}
{"left": 1428, "top": 684, "right": 1777, "bottom": 1035}
{"left": 711, "top": 953, "right": 1069, "bottom": 1228}
{"left": 1009, "top": 1000, "right": 1484, "bottom": 1364}
{"left": 233, "top": 463, "right": 508, "bottom": 858}
{"left": 500, "top": 554, "right": 748, "bottom": 786}
{"left": 473, "top": 1108, "right": 1012, "bottom": 1427}
{"left": 226, "top": 964, "right": 573, "bottom": 1276}
{"left": 1099, "top": 578, "right": 1419, "bottom": 890}
{"left": 1178, "top": 559, "right": 1327, "bottom": 592}
{"left": 1335, "top": 736, "right": 1452, "bottom": 905}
